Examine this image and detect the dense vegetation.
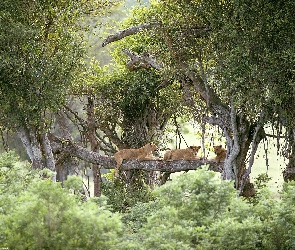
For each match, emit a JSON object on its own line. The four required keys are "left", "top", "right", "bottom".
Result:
{"left": 1, "top": 152, "right": 295, "bottom": 249}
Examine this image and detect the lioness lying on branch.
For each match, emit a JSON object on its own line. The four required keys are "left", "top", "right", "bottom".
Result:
{"left": 113, "top": 142, "right": 158, "bottom": 177}
{"left": 164, "top": 146, "right": 201, "bottom": 161}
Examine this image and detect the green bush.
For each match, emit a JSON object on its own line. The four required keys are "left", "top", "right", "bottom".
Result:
{"left": 3, "top": 151, "right": 295, "bottom": 250}
{"left": 120, "top": 169, "right": 235, "bottom": 249}
{"left": 120, "top": 168, "right": 292, "bottom": 250}
{"left": 0, "top": 152, "right": 122, "bottom": 250}
{"left": 259, "top": 181, "right": 295, "bottom": 249}
{"left": 101, "top": 173, "right": 155, "bottom": 213}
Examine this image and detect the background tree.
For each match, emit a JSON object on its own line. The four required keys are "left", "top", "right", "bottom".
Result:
{"left": 0, "top": 0, "right": 221, "bottom": 198}
{"left": 0, "top": 0, "right": 118, "bottom": 177}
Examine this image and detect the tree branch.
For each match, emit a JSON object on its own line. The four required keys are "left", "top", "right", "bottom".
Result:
{"left": 223, "top": 103, "right": 240, "bottom": 180}
{"left": 118, "top": 158, "right": 223, "bottom": 173}
{"left": 49, "top": 133, "right": 223, "bottom": 173}
{"left": 123, "top": 49, "right": 161, "bottom": 71}
{"left": 102, "top": 23, "right": 158, "bottom": 47}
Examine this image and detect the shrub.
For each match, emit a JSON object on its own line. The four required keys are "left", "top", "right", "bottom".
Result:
{"left": 120, "top": 169, "right": 267, "bottom": 250}
{"left": 0, "top": 152, "right": 122, "bottom": 250}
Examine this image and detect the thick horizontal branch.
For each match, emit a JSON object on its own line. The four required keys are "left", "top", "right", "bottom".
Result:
{"left": 102, "top": 22, "right": 158, "bottom": 47}
{"left": 49, "top": 134, "right": 223, "bottom": 173}
{"left": 118, "top": 158, "right": 223, "bottom": 173}
{"left": 49, "top": 134, "right": 114, "bottom": 167}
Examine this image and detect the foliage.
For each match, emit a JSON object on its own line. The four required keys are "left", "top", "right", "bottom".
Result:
{"left": 133, "top": 0, "right": 295, "bottom": 125}
{"left": 205, "top": 0, "right": 295, "bottom": 123}
{"left": 119, "top": 168, "right": 295, "bottom": 250}
{"left": 63, "top": 174, "right": 84, "bottom": 192}
{"left": 120, "top": 169, "right": 238, "bottom": 249}
{"left": 0, "top": 152, "right": 36, "bottom": 201}
{"left": 101, "top": 172, "right": 156, "bottom": 213}
{"left": 3, "top": 153, "right": 295, "bottom": 249}
{"left": 0, "top": 152, "right": 122, "bottom": 250}
{"left": 0, "top": 0, "right": 117, "bottom": 129}
{"left": 121, "top": 200, "right": 159, "bottom": 233}
{"left": 245, "top": 173, "right": 272, "bottom": 205}
{"left": 265, "top": 181, "right": 295, "bottom": 249}
{"left": 0, "top": 150, "right": 19, "bottom": 169}
{"left": 76, "top": 53, "right": 188, "bottom": 148}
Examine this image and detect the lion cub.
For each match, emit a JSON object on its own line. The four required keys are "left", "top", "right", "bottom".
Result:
{"left": 213, "top": 145, "right": 227, "bottom": 163}
{"left": 113, "top": 142, "right": 158, "bottom": 177}
{"left": 164, "top": 146, "right": 201, "bottom": 161}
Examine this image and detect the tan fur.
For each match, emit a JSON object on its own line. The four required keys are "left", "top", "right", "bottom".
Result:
{"left": 164, "top": 146, "right": 201, "bottom": 161}
{"left": 113, "top": 142, "right": 158, "bottom": 177}
{"left": 213, "top": 145, "right": 227, "bottom": 163}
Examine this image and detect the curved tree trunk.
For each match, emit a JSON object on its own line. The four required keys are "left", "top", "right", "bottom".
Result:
{"left": 17, "top": 125, "right": 44, "bottom": 169}
{"left": 181, "top": 67, "right": 264, "bottom": 197}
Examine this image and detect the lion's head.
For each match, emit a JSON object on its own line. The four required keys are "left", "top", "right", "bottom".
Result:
{"left": 146, "top": 142, "right": 158, "bottom": 151}
{"left": 189, "top": 145, "right": 201, "bottom": 153}
{"left": 213, "top": 145, "right": 225, "bottom": 155}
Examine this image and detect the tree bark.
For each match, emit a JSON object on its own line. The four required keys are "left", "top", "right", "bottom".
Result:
{"left": 87, "top": 97, "right": 102, "bottom": 197}
{"left": 17, "top": 125, "right": 44, "bottom": 169}
{"left": 122, "top": 48, "right": 161, "bottom": 70}
{"left": 54, "top": 111, "right": 79, "bottom": 183}
{"left": 42, "top": 132, "right": 56, "bottom": 181}
{"left": 102, "top": 23, "right": 158, "bottom": 47}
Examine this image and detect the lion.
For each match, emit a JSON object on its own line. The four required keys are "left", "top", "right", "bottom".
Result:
{"left": 113, "top": 142, "right": 158, "bottom": 177}
{"left": 163, "top": 146, "right": 201, "bottom": 161}
{"left": 213, "top": 145, "right": 227, "bottom": 163}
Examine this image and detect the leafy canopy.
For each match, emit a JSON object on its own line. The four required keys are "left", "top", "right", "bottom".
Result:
{"left": 0, "top": 0, "right": 116, "bottom": 128}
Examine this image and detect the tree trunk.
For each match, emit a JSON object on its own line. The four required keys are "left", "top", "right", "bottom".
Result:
{"left": 17, "top": 125, "right": 44, "bottom": 169}
{"left": 41, "top": 132, "right": 56, "bottom": 181}
{"left": 87, "top": 97, "right": 102, "bottom": 197}
{"left": 223, "top": 109, "right": 252, "bottom": 195}
{"left": 181, "top": 69, "right": 261, "bottom": 197}
{"left": 54, "top": 111, "right": 79, "bottom": 183}
{"left": 17, "top": 124, "right": 58, "bottom": 180}
{"left": 283, "top": 128, "right": 295, "bottom": 182}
